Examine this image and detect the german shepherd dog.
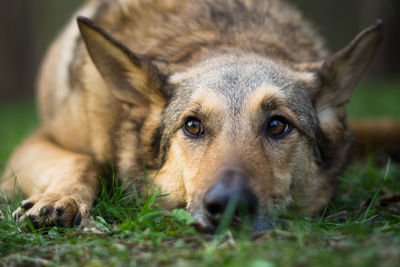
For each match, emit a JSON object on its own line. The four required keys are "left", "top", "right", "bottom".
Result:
{"left": 1, "top": 0, "right": 384, "bottom": 232}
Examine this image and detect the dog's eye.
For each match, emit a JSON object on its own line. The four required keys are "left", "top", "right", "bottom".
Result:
{"left": 266, "top": 117, "right": 292, "bottom": 138}
{"left": 183, "top": 118, "right": 204, "bottom": 137}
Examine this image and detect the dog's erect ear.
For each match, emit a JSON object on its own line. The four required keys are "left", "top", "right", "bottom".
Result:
{"left": 305, "top": 21, "right": 384, "bottom": 176}
{"left": 313, "top": 21, "right": 384, "bottom": 109}
{"left": 77, "top": 17, "right": 167, "bottom": 105}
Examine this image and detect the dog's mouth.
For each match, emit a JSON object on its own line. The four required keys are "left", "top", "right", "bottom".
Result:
{"left": 190, "top": 209, "right": 275, "bottom": 234}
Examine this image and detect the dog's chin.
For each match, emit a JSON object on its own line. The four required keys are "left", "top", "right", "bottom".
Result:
{"left": 190, "top": 209, "right": 215, "bottom": 234}
{"left": 190, "top": 209, "right": 275, "bottom": 234}
{"left": 251, "top": 214, "right": 276, "bottom": 233}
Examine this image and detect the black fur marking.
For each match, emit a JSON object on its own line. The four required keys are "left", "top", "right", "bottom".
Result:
{"left": 158, "top": 122, "right": 170, "bottom": 167}
{"left": 151, "top": 125, "right": 163, "bottom": 159}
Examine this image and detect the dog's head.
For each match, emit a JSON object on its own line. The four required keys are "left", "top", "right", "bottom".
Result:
{"left": 78, "top": 18, "right": 383, "bottom": 232}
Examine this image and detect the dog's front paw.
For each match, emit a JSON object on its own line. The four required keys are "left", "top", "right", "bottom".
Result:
{"left": 12, "top": 193, "right": 88, "bottom": 229}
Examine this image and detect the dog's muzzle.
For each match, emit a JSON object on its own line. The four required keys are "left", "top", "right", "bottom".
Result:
{"left": 202, "top": 168, "right": 258, "bottom": 227}
{"left": 192, "top": 168, "right": 275, "bottom": 234}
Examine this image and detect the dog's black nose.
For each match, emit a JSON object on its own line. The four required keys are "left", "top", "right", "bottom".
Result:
{"left": 203, "top": 169, "right": 258, "bottom": 226}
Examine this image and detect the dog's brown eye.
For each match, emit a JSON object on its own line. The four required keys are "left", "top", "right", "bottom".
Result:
{"left": 183, "top": 118, "right": 204, "bottom": 137}
{"left": 266, "top": 117, "right": 292, "bottom": 138}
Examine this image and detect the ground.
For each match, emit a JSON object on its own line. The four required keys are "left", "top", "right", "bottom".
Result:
{"left": 1, "top": 80, "right": 400, "bottom": 266}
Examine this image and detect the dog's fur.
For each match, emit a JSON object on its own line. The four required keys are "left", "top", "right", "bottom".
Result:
{"left": 1, "top": 0, "right": 384, "bottom": 231}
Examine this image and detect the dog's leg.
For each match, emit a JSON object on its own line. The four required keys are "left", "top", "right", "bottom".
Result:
{"left": 0, "top": 130, "right": 100, "bottom": 228}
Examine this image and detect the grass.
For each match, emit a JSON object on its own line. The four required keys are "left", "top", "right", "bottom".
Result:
{"left": 1, "top": 81, "right": 400, "bottom": 266}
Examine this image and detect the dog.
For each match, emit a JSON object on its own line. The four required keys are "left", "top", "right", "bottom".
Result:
{"left": 0, "top": 0, "right": 384, "bottom": 233}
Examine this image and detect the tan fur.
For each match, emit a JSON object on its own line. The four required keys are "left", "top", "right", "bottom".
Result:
{"left": 0, "top": 0, "right": 385, "bottom": 230}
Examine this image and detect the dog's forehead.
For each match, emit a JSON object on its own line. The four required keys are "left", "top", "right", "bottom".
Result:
{"left": 170, "top": 54, "right": 308, "bottom": 112}
{"left": 202, "top": 62, "right": 284, "bottom": 102}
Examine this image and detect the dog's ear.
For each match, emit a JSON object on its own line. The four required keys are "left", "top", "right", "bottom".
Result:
{"left": 77, "top": 17, "right": 167, "bottom": 105}
{"left": 304, "top": 22, "right": 384, "bottom": 176}
{"left": 313, "top": 21, "right": 384, "bottom": 110}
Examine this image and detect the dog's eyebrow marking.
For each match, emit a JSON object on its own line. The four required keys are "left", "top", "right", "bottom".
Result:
{"left": 179, "top": 88, "right": 228, "bottom": 123}
{"left": 247, "top": 85, "right": 284, "bottom": 109}
{"left": 247, "top": 84, "right": 302, "bottom": 128}
{"left": 260, "top": 92, "right": 282, "bottom": 112}
{"left": 181, "top": 102, "right": 202, "bottom": 118}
